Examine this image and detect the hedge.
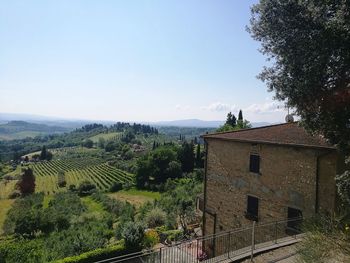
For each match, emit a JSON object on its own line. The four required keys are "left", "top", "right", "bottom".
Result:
{"left": 52, "top": 242, "right": 128, "bottom": 263}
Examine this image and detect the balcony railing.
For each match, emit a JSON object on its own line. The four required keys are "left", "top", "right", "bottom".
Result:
{"left": 95, "top": 217, "right": 303, "bottom": 263}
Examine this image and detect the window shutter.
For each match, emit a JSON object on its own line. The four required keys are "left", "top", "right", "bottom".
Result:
{"left": 249, "top": 154, "right": 260, "bottom": 173}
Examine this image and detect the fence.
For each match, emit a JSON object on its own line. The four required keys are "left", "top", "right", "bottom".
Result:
{"left": 95, "top": 217, "right": 303, "bottom": 263}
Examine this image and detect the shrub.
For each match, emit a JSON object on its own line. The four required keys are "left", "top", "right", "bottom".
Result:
{"left": 77, "top": 181, "right": 96, "bottom": 196}
{"left": 58, "top": 171, "right": 66, "bottom": 188}
{"left": 68, "top": 184, "right": 76, "bottom": 192}
{"left": 52, "top": 242, "right": 126, "bottom": 263}
{"left": 3, "top": 193, "right": 45, "bottom": 236}
{"left": 162, "top": 229, "right": 183, "bottom": 242}
{"left": 145, "top": 208, "right": 166, "bottom": 228}
{"left": 122, "top": 182, "right": 132, "bottom": 190}
{"left": 109, "top": 182, "right": 122, "bottom": 192}
{"left": 0, "top": 238, "right": 44, "bottom": 263}
{"left": 143, "top": 229, "right": 160, "bottom": 248}
{"left": 297, "top": 215, "right": 350, "bottom": 262}
{"left": 120, "top": 222, "right": 145, "bottom": 250}
{"left": 8, "top": 190, "right": 21, "bottom": 199}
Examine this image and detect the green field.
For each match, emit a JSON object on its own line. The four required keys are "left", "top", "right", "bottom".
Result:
{"left": 89, "top": 132, "right": 122, "bottom": 143}
{"left": 109, "top": 189, "right": 160, "bottom": 207}
{"left": 0, "top": 180, "right": 17, "bottom": 199}
{"left": 33, "top": 162, "right": 134, "bottom": 195}
{"left": 28, "top": 158, "right": 104, "bottom": 176}
{"left": 0, "top": 199, "right": 14, "bottom": 234}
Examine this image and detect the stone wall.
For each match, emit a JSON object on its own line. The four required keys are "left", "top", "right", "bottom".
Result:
{"left": 203, "top": 138, "right": 338, "bottom": 236}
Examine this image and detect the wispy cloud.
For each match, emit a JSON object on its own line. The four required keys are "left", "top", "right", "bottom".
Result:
{"left": 244, "top": 101, "right": 284, "bottom": 114}
{"left": 201, "top": 102, "right": 238, "bottom": 112}
{"left": 175, "top": 104, "right": 190, "bottom": 111}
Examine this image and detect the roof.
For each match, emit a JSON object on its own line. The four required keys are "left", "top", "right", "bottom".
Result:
{"left": 202, "top": 122, "right": 335, "bottom": 150}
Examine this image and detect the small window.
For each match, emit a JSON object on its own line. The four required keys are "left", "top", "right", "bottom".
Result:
{"left": 246, "top": 195, "right": 259, "bottom": 221}
{"left": 249, "top": 154, "right": 260, "bottom": 173}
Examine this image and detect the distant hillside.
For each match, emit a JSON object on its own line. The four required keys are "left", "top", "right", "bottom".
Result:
{"left": 152, "top": 119, "right": 274, "bottom": 128}
{"left": 0, "top": 121, "right": 72, "bottom": 140}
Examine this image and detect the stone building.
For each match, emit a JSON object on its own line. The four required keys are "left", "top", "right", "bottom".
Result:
{"left": 201, "top": 122, "right": 344, "bottom": 237}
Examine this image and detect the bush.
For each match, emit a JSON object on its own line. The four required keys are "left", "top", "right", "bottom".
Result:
{"left": 122, "top": 182, "right": 132, "bottom": 190}
{"left": 8, "top": 190, "right": 21, "bottom": 199}
{"left": 161, "top": 229, "right": 183, "bottom": 242}
{"left": 77, "top": 181, "right": 96, "bottom": 196}
{"left": 109, "top": 182, "right": 122, "bottom": 192}
{"left": 120, "top": 222, "right": 145, "bottom": 250}
{"left": 52, "top": 242, "right": 127, "bottom": 263}
{"left": 297, "top": 215, "right": 350, "bottom": 262}
{"left": 143, "top": 229, "right": 160, "bottom": 248}
{"left": 145, "top": 208, "right": 166, "bottom": 228}
{"left": 68, "top": 184, "right": 76, "bottom": 192}
{"left": 0, "top": 238, "right": 44, "bottom": 263}
{"left": 82, "top": 139, "right": 93, "bottom": 149}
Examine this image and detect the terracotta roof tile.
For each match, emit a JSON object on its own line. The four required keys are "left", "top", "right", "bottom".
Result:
{"left": 202, "top": 122, "right": 335, "bottom": 149}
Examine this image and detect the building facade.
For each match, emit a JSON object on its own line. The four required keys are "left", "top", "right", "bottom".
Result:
{"left": 202, "top": 122, "right": 343, "bottom": 237}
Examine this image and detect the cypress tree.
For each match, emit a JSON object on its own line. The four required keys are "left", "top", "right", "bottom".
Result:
{"left": 196, "top": 144, "right": 201, "bottom": 167}
{"left": 40, "top": 146, "right": 47, "bottom": 160}
{"left": 238, "top": 110, "right": 243, "bottom": 121}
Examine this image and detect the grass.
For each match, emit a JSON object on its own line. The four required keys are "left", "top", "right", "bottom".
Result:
{"left": 43, "top": 195, "right": 53, "bottom": 208}
{"left": 0, "top": 199, "right": 14, "bottom": 235}
{"left": 297, "top": 217, "right": 350, "bottom": 263}
{"left": 81, "top": 196, "right": 107, "bottom": 214}
{"left": 108, "top": 188, "right": 160, "bottom": 207}
{"left": 0, "top": 180, "right": 17, "bottom": 199}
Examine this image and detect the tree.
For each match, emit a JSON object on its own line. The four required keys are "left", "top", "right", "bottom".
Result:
{"left": 195, "top": 144, "right": 202, "bottom": 168}
{"left": 40, "top": 146, "right": 47, "bottom": 160}
{"left": 57, "top": 170, "right": 66, "bottom": 188}
{"left": 178, "top": 142, "right": 195, "bottom": 173}
{"left": 249, "top": 0, "right": 350, "bottom": 205}
{"left": 16, "top": 168, "right": 35, "bottom": 195}
{"left": 216, "top": 123, "right": 235, "bottom": 132}
{"left": 105, "top": 141, "right": 116, "bottom": 152}
{"left": 40, "top": 146, "right": 52, "bottom": 161}
{"left": 77, "top": 181, "right": 96, "bottom": 196}
{"left": 238, "top": 110, "right": 243, "bottom": 121}
{"left": 236, "top": 119, "right": 252, "bottom": 129}
{"left": 225, "top": 112, "right": 236, "bottom": 127}
{"left": 82, "top": 139, "right": 93, "bottom": 149}
{"left": 166, "top": 161, "right": 182, "bottom": 179}
{"left": 98, "top": 137, "right": 105, "bottom": 149}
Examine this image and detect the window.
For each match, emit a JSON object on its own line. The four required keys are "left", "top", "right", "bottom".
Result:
{"left": 245, "top": 195, "right": 259, "bottom": 221}
{"left": 249, "top": 154, "right": 260, "bottom": 173}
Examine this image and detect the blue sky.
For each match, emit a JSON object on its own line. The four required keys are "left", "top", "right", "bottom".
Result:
{"left": 0, "top": 0, "right": 287, "bottom": 122}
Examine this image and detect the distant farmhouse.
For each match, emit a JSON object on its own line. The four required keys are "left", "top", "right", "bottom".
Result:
{"left": 201, "top": 122, "right": 345, "bottom": 237}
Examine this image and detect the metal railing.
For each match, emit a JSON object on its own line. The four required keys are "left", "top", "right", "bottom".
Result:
{"left": 95, "top": 217, "right": 303, "bottom": 263}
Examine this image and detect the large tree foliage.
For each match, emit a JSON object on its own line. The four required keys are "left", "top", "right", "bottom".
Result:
{"left": 135, "top": 146, "right": 182, "bottom": 189}
{"left": 249, "top": 0, "right": 350, "bottom": 205}
{"left": 177, "top": 142, "right": 195, "bottom": 173}
{"left": 16, "top": 168, "right": 35, "bottom": 195}
{"left": 249, "top": 0, "right": 350, "bottom": 150}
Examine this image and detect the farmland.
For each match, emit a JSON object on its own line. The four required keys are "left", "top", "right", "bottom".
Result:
{"left": 33, "top": 162, "right": 134, "bottom": 195}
